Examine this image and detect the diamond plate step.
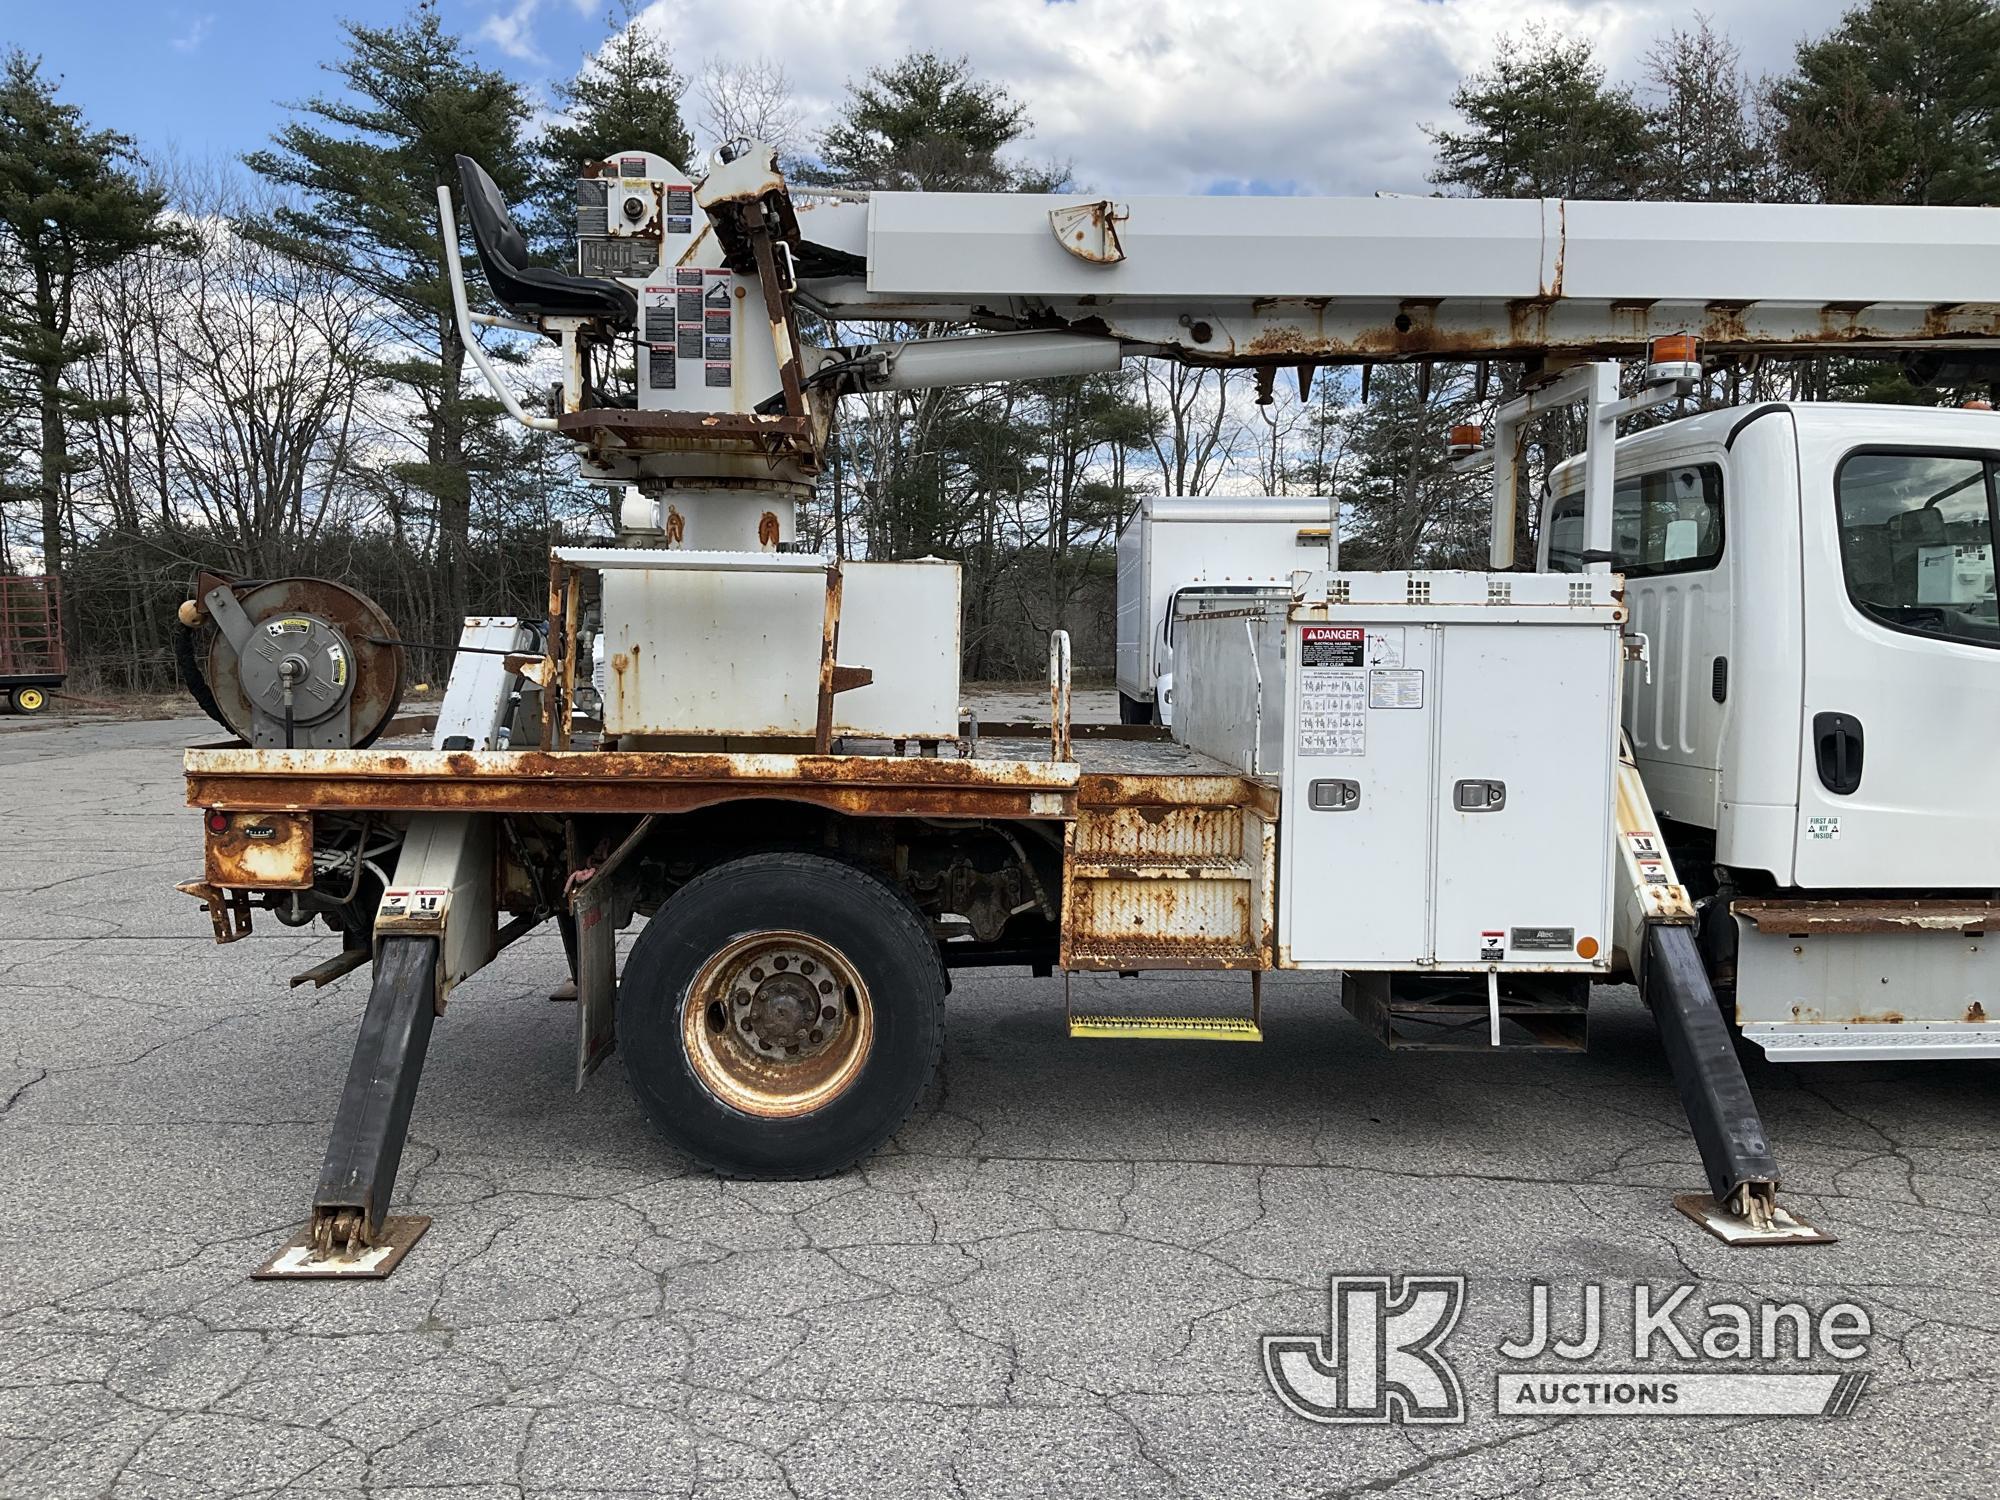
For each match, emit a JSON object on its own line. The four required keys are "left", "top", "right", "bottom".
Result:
{"left": 1066, "top": 1013, "right": 1263, "bottom": 1041}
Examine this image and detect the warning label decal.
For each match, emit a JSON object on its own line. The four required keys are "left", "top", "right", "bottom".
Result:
{"left": 1301, "top": 624, "right": 1364, "bottom": 667}
{"left": 1368, "top": 669, "right": 1423, "bottom": 709}
{"left": 1298, "top": 668, "right": 1366, "bottom": 755}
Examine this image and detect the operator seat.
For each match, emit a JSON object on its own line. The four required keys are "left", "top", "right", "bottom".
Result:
{"left": 455, "top": 155, "right": 638, "bottom": 326}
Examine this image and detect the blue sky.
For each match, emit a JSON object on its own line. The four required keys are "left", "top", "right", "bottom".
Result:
{"left": 3, "top": 1, "right": 1845, "bottom": 197}
{"left": 2, "top": 3, "right": 613, "bottom": 162}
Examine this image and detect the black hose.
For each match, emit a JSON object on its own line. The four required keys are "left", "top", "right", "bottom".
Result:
{"left": 173, "top": 617, "right": 234, "bottom": 733}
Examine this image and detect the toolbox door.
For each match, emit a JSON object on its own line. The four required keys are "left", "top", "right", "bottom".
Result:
{"left": 1430, "top": 623, "right": 1617, "bottom": 968}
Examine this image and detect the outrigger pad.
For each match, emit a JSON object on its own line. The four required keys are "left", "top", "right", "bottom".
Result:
{"left": 1674, "top": 1194, "right": 1835, "bottom": 1247}
{"left": 252, "top": 1215, "right": 432, "bottom": 1279}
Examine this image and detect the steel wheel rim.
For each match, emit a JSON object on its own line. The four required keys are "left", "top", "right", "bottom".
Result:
{"left": 682, "top": 929, "right": 874, "bottom": 1118}
{"left": 15, "top": 687, "right": 42, "bottom": 710}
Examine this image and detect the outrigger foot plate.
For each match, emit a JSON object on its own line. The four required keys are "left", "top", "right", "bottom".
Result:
{"left": 1674, "top": 1194, "right": 1833, "bottom": 1247}
{"left": 253, "top": 1214, "right": 432, "bottom": 1279}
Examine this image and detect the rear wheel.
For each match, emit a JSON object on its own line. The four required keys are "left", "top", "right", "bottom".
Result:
{"left": 1117, "top": 691, "right": 1154, "bottom": 725}
{"left": 618, "top": 852, "right": 946, "bottom": 1178}
{"left": 11, "top": 686, "right": 45, "bottom": 714}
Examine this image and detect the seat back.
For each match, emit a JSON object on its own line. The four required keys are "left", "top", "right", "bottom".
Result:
{"left": 452, "top": 155, "right": 639, "bottom": 326}
{"left": 457, "top": 155, "right": 531, "bottom": 283}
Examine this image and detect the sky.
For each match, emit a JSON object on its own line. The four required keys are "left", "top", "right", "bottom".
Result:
{"left": 2, "top": 0, "right": 1849, "bottom": 195}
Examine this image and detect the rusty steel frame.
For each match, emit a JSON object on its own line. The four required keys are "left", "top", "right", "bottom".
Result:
{"left": 185, "top": 746, "right": 1079, "bottom": 821}
{"left": 1733, "top": 899, "right": 2000, "bottom": 935}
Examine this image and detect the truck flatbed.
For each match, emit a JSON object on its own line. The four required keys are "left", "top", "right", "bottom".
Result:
{"left": 182, "top": 727, "right": 1263, "bottom": 821}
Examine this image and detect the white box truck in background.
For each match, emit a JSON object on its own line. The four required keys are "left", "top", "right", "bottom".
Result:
{"left": 1114, "top": 498, "right": 1336, "bottom": 723}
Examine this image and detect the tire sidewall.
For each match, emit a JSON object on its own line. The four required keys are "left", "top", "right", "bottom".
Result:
{"left": 618, "top": 853, "right": 944, "bottom": 1176}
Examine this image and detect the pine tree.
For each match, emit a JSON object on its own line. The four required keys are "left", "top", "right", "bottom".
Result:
{"left": 813, "top": 52, "right": 1031, "bottom": 191}
{"left": 1768, "top": 0, "right": 2000, "bottom": 207}
{"left": 0, "top": 49, "right": 178, "bottom": 589}
{"left": 1427, "top": 26, "right": 1653, "bottom": 199}
{"left": 244, "top": 1, "right": 531, "bottom": 636}
{"left": 538, "top": 6, "right": 693, "bottom": 239}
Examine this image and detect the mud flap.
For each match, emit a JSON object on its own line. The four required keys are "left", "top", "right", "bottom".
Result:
{"left": 1643, "top": 923, "right": 1832, "bottom": 1246}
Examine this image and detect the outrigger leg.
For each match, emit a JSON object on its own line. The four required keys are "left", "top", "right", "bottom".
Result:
{"left": 1613, "top": 741, "right": 1830, "bottom": 1246}
{"left": 1642, "top": 924, "right": 1830, "bottom": 1245}
{"left": 255, "top": 937, "right": 439, "bottom": 1278}
{"left": 255, "top": 812, "right": 497, "bottom": 1278}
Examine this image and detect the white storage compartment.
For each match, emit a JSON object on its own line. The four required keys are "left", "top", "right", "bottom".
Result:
{"left": 1277, "top": 572, "right": 1621, "bottom": 972}
{"left": 598, "top": 557, "right": 961, "bottom": 740}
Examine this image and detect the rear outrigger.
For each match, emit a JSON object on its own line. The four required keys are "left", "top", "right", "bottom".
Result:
{"left": 173, "top": 140, "right": 2000, "bottom": 1274}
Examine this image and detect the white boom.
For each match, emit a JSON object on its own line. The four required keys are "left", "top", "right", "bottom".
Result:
{"left": 790, "top": 191, "right": 2000, "bottom": 363}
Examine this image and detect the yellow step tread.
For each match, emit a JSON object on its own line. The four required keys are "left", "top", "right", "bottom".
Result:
{"left": 1067, "top": 1014, "right": 1264, "bottom": 1041}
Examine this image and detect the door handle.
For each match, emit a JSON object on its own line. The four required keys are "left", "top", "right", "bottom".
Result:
{"left": 1453, "top": 779, "right": 1507, "bottom": 812}
{"left": 1812, "top": 712, "right": 1863, "bottom": 796}
{"left": 1308, "top": 778, "right": 1360, "bottom": 812}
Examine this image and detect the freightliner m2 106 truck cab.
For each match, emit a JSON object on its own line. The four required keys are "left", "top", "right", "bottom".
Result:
{"left": 1542, "top": 402, "right": 2000, "bottom": 1060}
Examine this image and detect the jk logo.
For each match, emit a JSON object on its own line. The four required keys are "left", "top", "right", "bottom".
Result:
{"left": 1263, "top": 1275, "right": 1467, "bottom": 1424}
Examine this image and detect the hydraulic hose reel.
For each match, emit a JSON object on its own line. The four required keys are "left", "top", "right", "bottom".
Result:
{"left": 180, "top": 574, "right": 405, "bottom": 749}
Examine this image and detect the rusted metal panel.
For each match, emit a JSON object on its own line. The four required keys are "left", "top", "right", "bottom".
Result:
{"left": 1071, "top": 802, "right": 1245, "bottom": 864}
{"left": 1077, "top": 772, "right": 1279, "bottom": 819}
{"left": 204, "top": 811, "right": 313, "bottom": 890}
{"left": 1735, "top": 899, "right": 2000, "bottom": 935}
{"left": 185, "top": 747, "right": 1077, "bottom": 821}
{"left": 1060, "top": 782, "right": 1274, "bottom": 971}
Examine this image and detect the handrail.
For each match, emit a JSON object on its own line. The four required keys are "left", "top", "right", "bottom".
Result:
{"left": 1244, "top": 615, "right": 1264, "bottom": 776}
{"left": 1047, "top": 630, "right": 1072, "bottom": 763}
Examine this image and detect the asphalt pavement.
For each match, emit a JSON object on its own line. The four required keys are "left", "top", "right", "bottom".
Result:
{"left": 0, "top": 711, "right": 1995, "bottom": 1497}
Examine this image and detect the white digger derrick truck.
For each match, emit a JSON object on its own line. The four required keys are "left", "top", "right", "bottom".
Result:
{"left": 169, "top": 142, "right": 2000, "bottom": 1276}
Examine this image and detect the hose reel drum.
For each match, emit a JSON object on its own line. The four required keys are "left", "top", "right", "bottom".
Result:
{"left": 189, "top": 576, "right": 405, "bottom": 749}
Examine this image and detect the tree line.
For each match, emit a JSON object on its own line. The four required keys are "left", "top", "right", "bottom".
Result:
{"left": 3, "top": 0, "right": 1998, "bottom": 692}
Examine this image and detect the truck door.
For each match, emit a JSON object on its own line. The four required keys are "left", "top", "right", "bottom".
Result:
{"left": 1797, "top": 443, "right": 2000, "bottom": 887}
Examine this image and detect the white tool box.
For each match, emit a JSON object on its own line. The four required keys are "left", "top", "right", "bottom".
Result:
{"left": 1278, "top": 571, "right": 1622, "bottom": 972}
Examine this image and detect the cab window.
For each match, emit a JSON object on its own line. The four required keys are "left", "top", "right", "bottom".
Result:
{"left": 1544, "top": 463, "right": 1724, "bottom": 576}
{"left": 1835, "top": 450, "right": 2000, "bottom": 649}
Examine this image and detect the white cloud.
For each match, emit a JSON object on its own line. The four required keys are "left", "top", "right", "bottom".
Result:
{"left": 482, "top": 0, "right": 552, "bottom": 64}
{"left": 170, "top": 12, "right": 215, "bottom": 55}
{"left": 628, "top": 0, "right": 1841, "bottom": 195}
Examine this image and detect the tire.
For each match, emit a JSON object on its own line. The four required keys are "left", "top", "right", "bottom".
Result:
{"left": 11, "top": 686, "right": 45, "bottom": 714}
{"left": 617, "top": 852, "right": 946, "bottom": 1178}
{"left": 1117, "top": 691, "right": 1154, "bottom": 725}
